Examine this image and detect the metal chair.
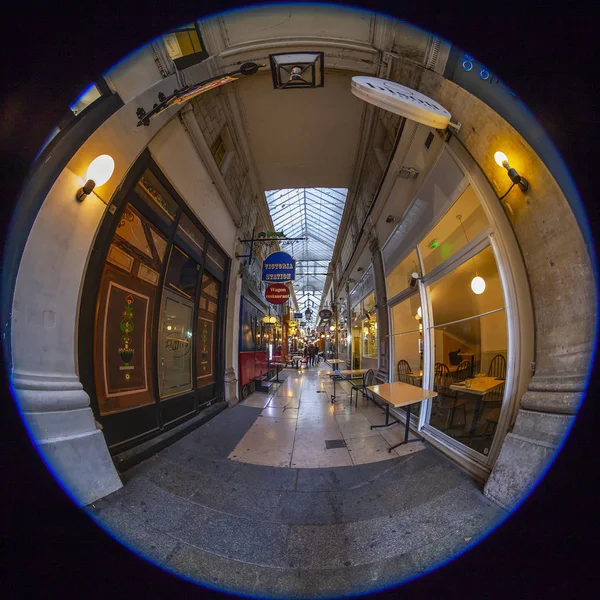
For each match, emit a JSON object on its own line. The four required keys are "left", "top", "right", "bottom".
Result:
{"left": 433, "top": 362, "right": 467, "bottom": 431}
{"left": 352, "top": 368, "right": 375, "bottom": 407}
{"left": 397, "top": 360, "right": 412, "bottom": 383}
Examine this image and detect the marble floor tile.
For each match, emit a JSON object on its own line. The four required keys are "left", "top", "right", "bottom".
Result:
{"left": 335, "top": 413, "right": 380, "bottom": 439}
{"left": 240, "top": 394, "right": 273, "bottom": 409}
{"left": 261, "top": 406, "right": 299, "bottom": 419}
{"left": 345, "top": 435, "right": 397, "bottom": 465}
{"left": 268, "top": 396, "right": 300, "bottom": 408}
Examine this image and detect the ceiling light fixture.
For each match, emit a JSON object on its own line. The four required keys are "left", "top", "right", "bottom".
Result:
{"left": 269, "top": 52, "right": 324, "bottom": 89}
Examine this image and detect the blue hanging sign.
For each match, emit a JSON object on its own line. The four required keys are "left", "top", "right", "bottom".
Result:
{"left": 262, "top": 251, "right": 295, "bottom": 282}
{"left": 294, "top": 312, "right": 303, "bottom": 319}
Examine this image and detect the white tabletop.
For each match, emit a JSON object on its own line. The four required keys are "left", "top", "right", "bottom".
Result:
{"left": 368, "top": 382, "right": 437, "bottom": 408}
{"left": 327, "top": 359, "right": 345, "bottom": 364}
{"left": 449, "top": 376, "right": 504, "bottom": 396}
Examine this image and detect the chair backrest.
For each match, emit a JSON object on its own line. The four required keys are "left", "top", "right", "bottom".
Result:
{"left": 364, "top": 369, "right": 375, "bottom": 387}
{"left": 434, "top": 363, "right": 450, "bottom": 388}
{"left": 455, "top": 360, "right": 472, "bottom": 381}
{"left": 397, "top": 360, "right": 411, "bottom": 382}
{"left": 488, "top": 354, "right": 506, "bottom": 378}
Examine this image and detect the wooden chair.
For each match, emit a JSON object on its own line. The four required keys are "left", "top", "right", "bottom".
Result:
{"left": 481, "top": 354, "right": 507, "bottom": 416}
{"left": 433, "top": 362, "right": 467, "bottom": 431}
{"left": 487, "top": 354, "right": 506, "bottom": 378}
{"left": 454, "top": 359, "right": 472, "bottom": 383}
{"left": 397, "top": 360, "right": 412, "bottom": 383}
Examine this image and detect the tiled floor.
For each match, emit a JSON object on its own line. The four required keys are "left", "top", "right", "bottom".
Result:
{"left": 229, "top": 364, "right": 425, "bottom": 468}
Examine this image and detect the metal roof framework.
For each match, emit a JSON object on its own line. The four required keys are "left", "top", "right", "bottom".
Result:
{"left": 265, "top": 188, "right": 348, "bottom": 314}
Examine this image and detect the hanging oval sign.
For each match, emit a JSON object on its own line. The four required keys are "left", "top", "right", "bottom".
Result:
{"left": 351, "top": 76, "right": 451, "bottom": 129}
{"left": 265, "top": 284, "right": 290, "bottom": 304}
{"left": 319, "top": 308, "right": 333, "bottom": 320}
{"left": 262, "top": 251, "right": 295, "bottom": 282}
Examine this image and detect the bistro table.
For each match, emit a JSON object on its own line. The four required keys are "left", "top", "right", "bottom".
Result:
{"left": 367, "top": 382, "right": 437, "bottom": 452}
{"left": 449, "top": 376, "right": 504, "bottom": 435}
{"left": 270, "top": 362, "right": 285, "bottom": 383}
{"left": 290, "top": 355, "right": 304, "bottom": 368}
{"left": 326, "top": 358, "right": 345, "bottom": 368}
{"left": 325, "top": 369, "right": 370, "bottom": 404}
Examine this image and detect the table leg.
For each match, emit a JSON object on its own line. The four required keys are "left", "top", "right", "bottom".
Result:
{"left": 331, "top": 377, "right": 337, "bottom": 403}
{"left": 469, "top": 397, "right": 484, "bottom": 435}
{"left": 274, "top": 364, "right": 282, "bottom": 383}
{"left": 370, "top": 403, "right": 401, "bottom": 429}
{"left": 388, "top": 403, "right": 425, "bottom": 452}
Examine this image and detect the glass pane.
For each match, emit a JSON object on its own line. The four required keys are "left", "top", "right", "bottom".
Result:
{"left": 338, "top": 327, "right": 348, "bottom": 362}
{"left": 206, "top": 243, "right": 226, "bottom": 274}
{"left": 70, "top": 83, "right": 102, "bottom": 115}
{"left": 418, "top": 185, "right": 489, "bottom": 274}
{"left": 158, "top": 290, "right": 194, "bottom": 398}
{"left": 386, "top": 249, "right": 421, "bottom": 299}
{"left": 429, "top": 246, "right": 504, "bottom": 326}
{"left": 390, "top": 293, "right": 421, "bottom": 335}
{"left": 135, "top": 169, "right": 179, "bottom": 225}
{"left": 164, "top": 246, "right": 199, "bottom": 301}
{"left": 351, "top": 322, "right": 362, "bottom": 369}
{"left": 429, "top": 311, "right": 508, "bottom": 456}
{"left": 177, "top": 213, "right": 206, "bottom": 258}
{"left": 361, "top": 314, "right": 378, "bottom": 363}
{"left": 362, "top": 292, "right": 375, "bottom": 313}
{"left": 197, "top": 273, "right": 220, "bottom": 387}
{"left": 107, "top": 202, "right": 167, "bottom": 287}
{"left": 390, "top": 294, "right": 424, "bottom": 416}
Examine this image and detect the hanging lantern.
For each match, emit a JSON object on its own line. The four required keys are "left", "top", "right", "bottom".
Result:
{"left": 471, "top": 276, "right": 486, "bottom": 295}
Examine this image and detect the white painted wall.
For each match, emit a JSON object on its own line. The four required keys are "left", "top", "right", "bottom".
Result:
{"left": 220, "top": 4, "right": 374, "bottom": 46}
{"left": 148, "top": 117, "right": 237, "bottom": 257}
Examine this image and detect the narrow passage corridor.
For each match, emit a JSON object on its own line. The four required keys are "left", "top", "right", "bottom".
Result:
{"left": 87, "top": 364, "right": 506, "bottom": 598}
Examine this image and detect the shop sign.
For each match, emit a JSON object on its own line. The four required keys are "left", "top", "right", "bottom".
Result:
{"left": 289, "top": 321, "right": 297, "bottom": 327}
{"left": 262, "top": 251, "right": 295, "bottom": 282}
{"left": 265, "top": 284, "right": 290, "bottom": 304}
{"left": 319, "top": 308, "right": 333, "bottom": 320}
{"left": 258, "top": 231, "right": 285, "bottom": 238}
{"left": 294, "top": 312, "right": 303, "bottom": 319}
{"left": 351, "top": 76, "right": 452, "bottom": 129}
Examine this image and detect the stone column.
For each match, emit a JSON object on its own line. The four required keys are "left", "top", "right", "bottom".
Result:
{"left": 11, "top": 167, "right": 122, "bottom": 507}
{"left": 224, "top": 260, "right": 242, "bottom": 407}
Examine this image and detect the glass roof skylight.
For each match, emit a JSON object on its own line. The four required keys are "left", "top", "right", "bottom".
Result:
{"left": 265, "top": 188, "right": 348, "bottom": 313}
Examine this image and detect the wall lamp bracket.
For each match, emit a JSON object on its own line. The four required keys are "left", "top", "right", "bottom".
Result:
{"left": 76, "top": 180, "right": 96, "bottom": 202}
{"left": 495, "top": 151, "right": 530, "bottom": 196}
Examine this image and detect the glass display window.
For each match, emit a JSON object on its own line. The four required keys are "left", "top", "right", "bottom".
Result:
{"left": 386, "top": 249, "right": 421, "bottom": 300}
{"left": 418, "top": 185, "right": 489, "bottom": 274}
{"left": 427, "top": 245, "right": 508, "bottom": 455}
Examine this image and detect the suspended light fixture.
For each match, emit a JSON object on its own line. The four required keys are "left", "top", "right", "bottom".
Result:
{"left": 457, "top": 214, "right": 486, "bottom": 295}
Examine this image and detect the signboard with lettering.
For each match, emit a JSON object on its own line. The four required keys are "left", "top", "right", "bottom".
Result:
{"left": 294, "top": 312, "right": 303, "bottom": 319}
{"left": 265, "top": 284, "right": 290, "bottom": 305}
{"left": 351, "top": 76, "right": 452, "bottom": 129}
{"left": 262, "top": 251, "right": 295, "bottom": 282}
{"left": 319, "top": 308, "right": 333, "bottom": 320}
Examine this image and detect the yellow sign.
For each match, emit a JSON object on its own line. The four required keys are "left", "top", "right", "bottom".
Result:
{"left": 289, "top": 321, "right": 297, "bottom": 327}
